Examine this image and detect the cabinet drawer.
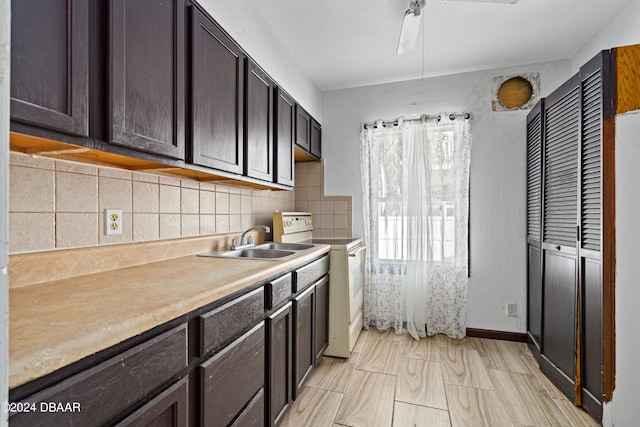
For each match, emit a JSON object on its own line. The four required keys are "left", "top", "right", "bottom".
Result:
{"left": 200, "top": 322, "right": 265, "bottom": 427}
{"left": 199, "top": 286, "right": 265, "bottom": 356}
{"left": 230, "top": 389, "right": 264, "bottom": 427}
{"left": 115, "top": 376, "right": 188, "bottom": 427}
{"left": 10, "top": 324, "right": 188, "bottom": 427}
{"left": 267, "top": 273, "right": 292, "bottom": 310}
{"left": 294, "top": 256, "right": 329, "bottom": 293}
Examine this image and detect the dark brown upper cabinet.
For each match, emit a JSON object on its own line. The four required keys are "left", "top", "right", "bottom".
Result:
{"left": 245, "top": 60, "right": 274, "bottom": 182}
{"left": 295, "top": 106, "right": 311, "bottom": 152}
{"left": 275, "top": 89, "right": 295, "bottom": 186}
{"left": 109, "top": 0, "right": 186, "bottom": 160}
{"left": 295, "top": 105, "right": 322, "bottom": 160}
{"left": 190, "top": 6, "right": 245, "bottom": 175}
{"left": 311, "top": 119, "right": 322, "bottom": 159}
{"left": 10, "top": 0, "right": 312, "bottom": 189}
{"left": 10, "top": 0, "right": 89, "bottom": 137}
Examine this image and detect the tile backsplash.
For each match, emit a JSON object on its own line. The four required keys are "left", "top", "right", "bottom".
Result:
{"left": 294, "top": 160, "right": 352, "bottom": 238}
{"left": 8, "top": 152, "right": 294, "bottom": 253}
{"left": 8, "top": 152, "right": 352, "bottom": 253}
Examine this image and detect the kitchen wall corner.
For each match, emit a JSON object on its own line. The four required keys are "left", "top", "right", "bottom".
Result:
{"left": 294, "top": 160, "right": 352, "bottom": 238}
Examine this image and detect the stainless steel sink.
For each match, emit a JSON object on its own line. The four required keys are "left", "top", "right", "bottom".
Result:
{"left": 222, "top": 248, "right": 295, "bottom": 259}
{"left": 254, "top": 242, "right": 315, "bottom": 251}
{"left": 198, "top": 241, "right": 318, "bottom": 261}
{"left": 198, "top": 248, "right": 297, "bottom": 260}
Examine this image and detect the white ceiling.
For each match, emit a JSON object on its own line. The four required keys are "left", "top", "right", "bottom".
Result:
{"left": 251, "top": 0, "right": 632, "bottom": 91}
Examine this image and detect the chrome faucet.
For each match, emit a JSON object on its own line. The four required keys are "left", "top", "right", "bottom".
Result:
{"left": 232, "top": 225, "right": 271, "bottom": 250}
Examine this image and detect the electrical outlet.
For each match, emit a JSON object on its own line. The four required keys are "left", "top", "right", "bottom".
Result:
{"left": 104, "top": 209, "right": 122, "bottom": 235}
{"left": 506, "top": 302, "right": 517, "bottom": 317}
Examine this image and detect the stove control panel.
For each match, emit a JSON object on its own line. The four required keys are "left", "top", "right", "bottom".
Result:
{"left": 272, "top": 212, "right": 313, "bottom": 240}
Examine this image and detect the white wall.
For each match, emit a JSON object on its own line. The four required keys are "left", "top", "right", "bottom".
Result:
{"left": 572, "top": 0, "right": 640, "bottom": 71}
{"left": 197, "top": 0, "right": 322, "bottom": 121}
{"left": 569, "top": 1, "right": 640, "bottom": 424}
{"left": 605, "top": 109, "right": 640, "bottom": 427}
{"left": 0, "top": 0, "right": 9, "bottom": 423}
{"left": 322, "top": 60, "right": 571, "bottom": 333}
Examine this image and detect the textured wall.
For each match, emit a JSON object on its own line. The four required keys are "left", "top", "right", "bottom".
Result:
{"left": 321, "top": 60, "right": 573, "bottom": 334}
{"left": 572, "top": 0, "right": 640, "bottom": 74}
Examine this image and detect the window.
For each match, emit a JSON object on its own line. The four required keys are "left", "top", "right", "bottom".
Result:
{"left": 371, "top": 125, "right": 461, "bottom": 263}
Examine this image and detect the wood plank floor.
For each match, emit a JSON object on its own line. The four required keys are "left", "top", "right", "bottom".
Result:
{"left": 280, "top": 328, "right": 600, "bottom": 427}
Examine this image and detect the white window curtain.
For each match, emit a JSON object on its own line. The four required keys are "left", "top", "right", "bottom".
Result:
{"left": 360, "top": 114, "right": 472, "bottom": 339}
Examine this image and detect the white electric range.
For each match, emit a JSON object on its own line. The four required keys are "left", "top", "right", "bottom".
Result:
{"left": 272, "top": 212, "right": 365, "bottom": 358}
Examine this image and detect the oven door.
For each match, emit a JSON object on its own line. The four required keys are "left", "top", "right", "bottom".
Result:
{"left": 348, "top": 243, "right": 366, "bottom": 322}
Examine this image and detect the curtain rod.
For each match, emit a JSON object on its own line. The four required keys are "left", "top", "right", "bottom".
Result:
{"left": 363, "top": 112, "right": 471, "bottom": 130}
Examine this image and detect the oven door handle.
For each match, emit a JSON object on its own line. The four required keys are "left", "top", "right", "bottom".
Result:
{"left": 348, "top": 244, "right": 367, "bottom": 257}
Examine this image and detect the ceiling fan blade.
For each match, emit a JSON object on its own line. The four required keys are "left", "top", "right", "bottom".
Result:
{"left": 397, "top": 9, "right": 422, "bottom": 55}
{"left": 442, "top": 0, "right": 518, "bottom": 3}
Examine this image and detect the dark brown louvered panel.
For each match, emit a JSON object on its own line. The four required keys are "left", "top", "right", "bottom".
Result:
{"left": 581, "top": 70, "right": 602, "bottom": 251}
{"left": 544, "top": 87, "right": 579, "bottom": 247}
{"left": 527, "top": 112, "right": 542, "bottom": 241}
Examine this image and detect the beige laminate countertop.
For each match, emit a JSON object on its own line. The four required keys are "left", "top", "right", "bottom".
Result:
{"left": 9, "top": 245, "right": 330, "bottom": 389}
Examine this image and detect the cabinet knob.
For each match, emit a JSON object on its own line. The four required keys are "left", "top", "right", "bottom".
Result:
{"left": 555, "top": 245, "right": 561, "bottom": 251}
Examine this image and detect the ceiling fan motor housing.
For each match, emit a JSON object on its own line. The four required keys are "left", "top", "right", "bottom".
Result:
{"left": 410, "top": 0, "right": 426, "bottom": 15}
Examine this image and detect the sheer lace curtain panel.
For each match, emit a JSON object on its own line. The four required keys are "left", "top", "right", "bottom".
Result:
{"left": 360, "top": 114, "right": 472, "bottom": 340}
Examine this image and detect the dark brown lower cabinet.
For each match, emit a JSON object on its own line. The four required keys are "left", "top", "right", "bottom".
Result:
{"left": 199, "top": 322, "right": 265, "bottom": 427}
{"left": 9, "top": 324, "right": 188, "bottom": 427}
{"left": 116, "top": 377, "right": 189, "bottom": 427}
{"left": 293, "top": 285, "right": 315, "bottom": 399}
{"left": 9, "top": 255, "right": 330, "bottom": 427}
{"left": 266, "top": 303, "right": 293, "bottom": 427}
{"left": 314, "top": 277, "right": 329, "bottom": 363}
{"left": 229, "top": 389, "right": 264, "bottom": 427}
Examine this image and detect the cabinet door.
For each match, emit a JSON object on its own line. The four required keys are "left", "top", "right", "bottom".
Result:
{"left": 275, "top": 89, "right": 295, "bottom": 186}
{"left": 200, "top": 322, "right": 264, "bottom": 427}
{"left": 314, "top": 276, "right": 329, "bottom": 363}
{"left": 10, "top": 0, "right": 89, "bottom": 136}
{"left": 109, "top": 0, "right": 185, "bottom": 159}
{"left": 578, "top": 52, "right": 609, "bottom": 417}
{"left": 191, "top": 7, "right": 244, "bottom": 174}
{"left": 267, "top": 303, "right": 293, "bottom": 426}
{"left": 230, "top": 389, "right": 264, "bottom": 427}
{"left": 311, "top": 119, "right": 322, "bottom": 159}
{"left": 526, "top": 102, "right": 543, "bottom": 354}
{"left": 245, "top": 60, "right": 274, "bottom": 182}
{"left": 295, "top": 106, "right": 311, "bottom": 151}
{"left": 540, "top": 75, "right": 580, "bottom": 400}
{"left": 293, "top": 285, "right": 315, "bottom": 399}
{"left": 115, "top": 377, "right": 188, "bottom": 427}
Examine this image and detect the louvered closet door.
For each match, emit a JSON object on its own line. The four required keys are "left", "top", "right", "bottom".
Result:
{"left": 526, "top": 102, "right": 543, "bottom": 354}
{"left": 578, "top": 52, "right": 608, "bottom": 417}
{"left": 540, "top": 75, "right": 580, "bottom": 399}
